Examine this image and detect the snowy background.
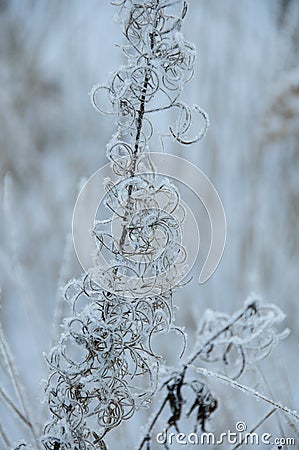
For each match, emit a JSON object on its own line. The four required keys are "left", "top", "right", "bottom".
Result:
{"left": 0, "top": 0, "right": 299, "bottom": 448}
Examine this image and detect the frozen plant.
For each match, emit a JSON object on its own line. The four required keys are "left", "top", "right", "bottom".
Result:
{"left": 42, "top": 0, "right": 208, "bottom": 449}
{"left": 5, "top": 1, "right": 296, "bottom": 449}
{"left": 137, "top": 297, "right": 295, "bottom": 448}
{"left": 42, "top": 0, "right": 299, "bottom": 449}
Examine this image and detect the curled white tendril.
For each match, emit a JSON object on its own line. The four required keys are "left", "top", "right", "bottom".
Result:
{"left": 90, "top": 0, "right": 209, "bottom": 150}
{"left": 43, "top": 1, "right": 207, "bottom": 449}
{"left": 197, "top": 297, "right": 289, "bottom": 380}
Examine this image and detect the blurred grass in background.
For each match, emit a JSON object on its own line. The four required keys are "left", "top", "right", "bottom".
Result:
{"left": 0, "top": 0, "right": 298, "bottom": 447}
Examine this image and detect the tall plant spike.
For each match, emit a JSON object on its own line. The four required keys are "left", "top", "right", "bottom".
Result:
{"left": 42, "top": 1, "right": 208, "bottom": 449}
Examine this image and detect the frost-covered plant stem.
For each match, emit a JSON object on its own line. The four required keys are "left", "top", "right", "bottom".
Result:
{"left": 138, "top": 304, "right": 253, "bottom": 448}
{"left": 194, "top": 367, "right": 299, "bottom": 422}
{"left": 137, "top": 304, "right": 252, "bottom": 449}
{"left": 0, "top": 325, "right": 42, "bottom": 450}
{"left": 42, "top": 1, "right": 206, "bottom": 449}
{"left": 0, "top": 385, "right": 31, "bottom": 428}
{"left": 137, "top": 298, "right": 292, "bottom": 448}
{"left": 0, "top": 422, "right": 12, "bottom": 449}
{"left": 40, "top": 1, "right": 296, "bottom": 449}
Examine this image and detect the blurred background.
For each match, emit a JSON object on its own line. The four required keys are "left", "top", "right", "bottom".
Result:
{"left": 0, "top": 0, "right": 299, "bottom": 448}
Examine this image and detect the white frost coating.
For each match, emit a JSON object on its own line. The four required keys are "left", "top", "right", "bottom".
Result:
{"left": 196, "top": 298, "right": 289, "bottom": 380}
{"left": 193, "top": 366, "right": 299, "bottom": 422}
{"left": 44, "top": 1, "right": 200, "bottom": 448}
